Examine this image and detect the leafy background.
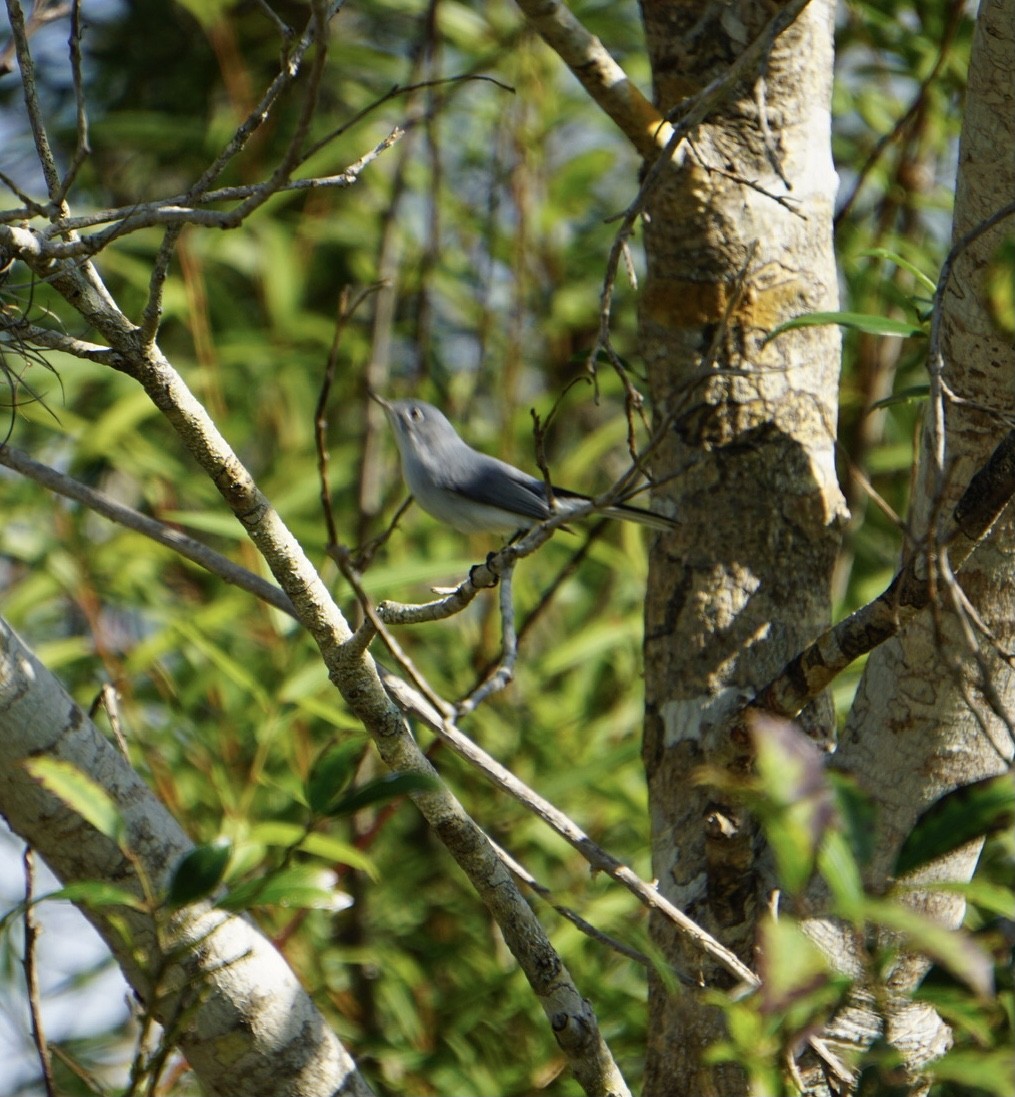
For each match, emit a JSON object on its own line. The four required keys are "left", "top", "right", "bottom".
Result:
{"left": 1, "top": 1, "right": 1010, "bottom": 1095}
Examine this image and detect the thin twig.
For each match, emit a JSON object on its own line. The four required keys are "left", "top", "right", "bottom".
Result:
{"left": 315, "top": 284, "right": 387, "bottom": 547}
{"left": 456, "top": 560, "right": 516, "bottom": 714}
{"left": 254, "top": 0, "right": 294, "bottom": 41}
{"left": 430, "top": 711, "right": 759, "bottom": 987}
{"left": 834, "top": 0, "right": 966, "bottom": 230}
{"left": 8, "top": 130, "right": 402, "bottom": 237}
{"left": 331, "top": 544, "right": 454, "bottom": 721}
{"left": 0, "top": 315, "right": 121, "bottom": 364}
{"left": 491, "top": 838, "right": 660, "bottom": 973}
{"left": 747, "top": 425, "right": 1015, "bottom": 730}
{"left": 590, "top": 0, "right": 812, "bottom": 400}
{"left": 184, "top": 1, "right": 346, "bottom": 201}
{"left": 301, "top": 73, "right": 514, "bottom": 165}
{"left": 139, "top": 225, "right": 182, "bottom": 347}
{"left": 88, "top": 683, "right": 130, "bottom": 760}
{"left": 469, "top": 519, "right": 609, "bottom": 693}
{"left": 28, "top": 130, "right": 407, "bottom": 259}
{"left": 925, "top": 200, "right": 1015, "bottom": 514}
{"left": 56, "top": 0, "right": 90, "bottom": 204}
{"left": 0, "top": 443, "right": 297, "bottom": 616}
{"left": 22, "top": 848, "right": 57, "bottom": 1097}
{"left": 4, "top": 0, "right": 65, "bottom": 204}
{"left": 0, "top": 0, "right": 70, "bottom": 77}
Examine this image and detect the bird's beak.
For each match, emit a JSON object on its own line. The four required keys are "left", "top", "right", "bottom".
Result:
{"left": 367, "top": 390, "right": 392, "bottom": 414}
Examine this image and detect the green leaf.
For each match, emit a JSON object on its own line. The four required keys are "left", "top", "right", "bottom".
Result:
{"left": 306, "top": 741, "right": 366, "bottom": 816}
{"left": 756, "top": 916, "right": 837, "bottom": 1015}
{"left": 24, "top": 758, "right": 126, "bottom": 845}
{"left": 818, "top": 829, "right": 865, "bottom": 917}
{"left": 829, "top": 772, "right": 878, "bottom": 868}
{"left": 870, "top": 384, "right": 930, "bottom": 410}
{"left": 858, "top": 248, "right": 938, "bottom": 294}
{"left": 173, "top": 620, "right": 270, "bottom": 710}
{"left": 750, "top": 716, "right": 836, "bottom": 894}
{"left": 46, "top": 881, "right": 145, "bottom": 911}
{"left": 245, "top": 822, "right": 379, "bottom": 879}
{"left": 929, "top": 1049, "right": 1015, "bottom": 1095}
{"left": 864, "top": 898, "right": 994, "bottom": 998}
{"left": 322, "top": 772, "right": 437, "bottom": 818}
{"left": 218, "top": 865, "right": 353, "bottom": 913}
{"left": 894, "top": 774, "right": 1015, "bottom": 877}
{"left": 298, "top": 833, "right": 379, "bottom": 879}
{"left": 765, "top": 310, "right": 927, "bottom": 343}
{"left": 167, "top": 839, "right": 232, "bottom": 907}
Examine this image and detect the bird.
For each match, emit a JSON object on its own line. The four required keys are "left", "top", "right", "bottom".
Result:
{"left": 371, "top": 394, "right": 675, "bottom": 536}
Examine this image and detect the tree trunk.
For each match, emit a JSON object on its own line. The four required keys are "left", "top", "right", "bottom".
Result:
{"left": 804, "top": 0, "right": 1015, "bottom": 1085}
{"left": 639, "top": 1, "right": 844, "bottom": 1092}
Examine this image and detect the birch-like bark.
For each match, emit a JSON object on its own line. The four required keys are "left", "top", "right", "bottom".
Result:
{"left": 637, "top": 2, "right": 844, "bottom": 1093}
{"left": 803, "top": 0, "right": 1015, "bottom": 1085}
{"left": 0, "top": 616, "right": 373, "bottom": 1097}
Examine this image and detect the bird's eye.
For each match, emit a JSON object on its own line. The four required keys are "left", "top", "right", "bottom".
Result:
{"left": 408, "top": 406, "right": 423, "bottom": 422}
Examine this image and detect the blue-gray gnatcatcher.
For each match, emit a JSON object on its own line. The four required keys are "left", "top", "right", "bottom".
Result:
{"left": 372, "top": 395, "right": 675, "bottom": 535}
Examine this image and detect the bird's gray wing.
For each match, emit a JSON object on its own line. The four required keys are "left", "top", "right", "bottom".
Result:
{"left": 443, "top": 451, "right": 556, "bottom": 522}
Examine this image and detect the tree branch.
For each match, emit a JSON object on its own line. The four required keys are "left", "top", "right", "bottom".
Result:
{"left": 748, "top": 425, "right": 1015, "bottom": 727}
{"left": 511, "top": 0, "right": 673, "bottom": 156}
{"left": 0, "top": 444, "right": 297, "bottom": 616}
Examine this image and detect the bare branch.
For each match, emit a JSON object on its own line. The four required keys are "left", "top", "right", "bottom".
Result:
{"left": 315, "top": 285, "right": 388, "bottom": 547}
{"left": 139, "top": 225, "right": 182, "bottom": 347}
{"left": 331, "top": 544, "right": 455, "bottom": 723}
{"left": 491, "top": 838, "right": 659, "bottom": 973}
{"left": 0, "top": 443, "right": 297, "bottom": 617}
{"left": 749, "top": 425, "right": 1015, "bottom": 727}
{"left": 456, "top": 560, "right": 517, "bottom": 714}
{"left": 427, "top": 707, "right": 760, "bottom": 988}
{"left": 511, "top": 0, "right": 673, "bottom": 156}
{"left": 4, "top": 0, "right": 66, "bottom": 205}
{"left": 55, "top": 0, "right": 90, "bottom": 203}
{"left": 1, "top": 316, "right": 120, "bottom": 364}
{"left": 22, "top": 848, "right": 57, "bottom": 1097}
{"left": 0, "top": 0, "right": 69, "bottom": 77}
{"left": 16, "top": 129, "right": 406, "bottom": 259}
{"left": 183, "top": 0, "right": 346, "bottom": 201}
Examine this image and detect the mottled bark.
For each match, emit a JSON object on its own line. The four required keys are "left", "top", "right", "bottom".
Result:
{"left": 804, "top": 0, "right": 1015, "bottom": 1085}
{"left": 639, "top": 2, "right": 844, "bottom": 1092}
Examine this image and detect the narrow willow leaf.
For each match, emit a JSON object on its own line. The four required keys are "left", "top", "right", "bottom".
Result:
{"left": 46, "top": 881, "right": 144, "bottom": 910}
{"left": 306, "top": 741, "right": 365, "bottom": 815}
{"left": 870, "top": 384, "right": 930, "bottom": 410}
{"left": 25, "top": 758, "right": 126, "bottom": 845}
{"left": 766, "top": 310, "right": 926, "bottom": 343}
{"left": 858, "top": 248, "right": 938, "bottom": 294}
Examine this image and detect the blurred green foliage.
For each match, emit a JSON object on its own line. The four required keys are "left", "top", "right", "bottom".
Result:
{"left": 0, "top": 0, "right": 1011, "bottom": 1094}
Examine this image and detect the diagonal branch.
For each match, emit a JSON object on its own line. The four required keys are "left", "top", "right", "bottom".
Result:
{"left": 748, "top": 426, "right": 1015, "bottom": 728}
{"left": 511, "top": 0, "right": 673, "bottom": 156}
{"left": 0, "top": 444, "right": 297, "bottom": 616}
